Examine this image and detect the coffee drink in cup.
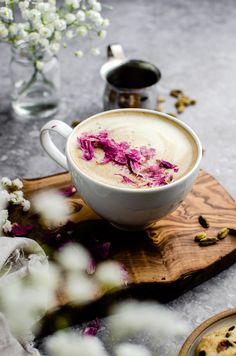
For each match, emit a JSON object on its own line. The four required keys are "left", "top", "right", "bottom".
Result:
{"left": 69, "top": 110, "right": 198, "bottom": 189}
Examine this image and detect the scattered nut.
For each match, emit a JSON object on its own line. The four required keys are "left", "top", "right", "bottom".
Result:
{"left": 198, "top": 215, "right": 210, "bottom": 229}
{"left": 194, "top": 232, "right": 207, "bottom": 242}
{"left": 199, "top": 236, "right": 218, "bottom": 246}
{"left": 217, "top": 228, "right": 229, "bottom": 240}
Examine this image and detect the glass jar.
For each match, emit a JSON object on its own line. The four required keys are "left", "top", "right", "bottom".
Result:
{"left": 10, "top": 43, "right": 60, "bottom": 121}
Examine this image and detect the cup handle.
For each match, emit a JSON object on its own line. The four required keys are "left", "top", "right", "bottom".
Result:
{"left": 40, "top": 120, "right": 73, "bottom": 170}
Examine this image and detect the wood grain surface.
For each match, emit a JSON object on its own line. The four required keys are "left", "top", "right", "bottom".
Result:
{"left": 12, "top": 170, "right": 236, "bottom": 302}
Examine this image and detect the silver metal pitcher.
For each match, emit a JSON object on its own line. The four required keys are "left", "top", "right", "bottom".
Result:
{"left": 100, "top": 44, "right": 161, "bottom": 111}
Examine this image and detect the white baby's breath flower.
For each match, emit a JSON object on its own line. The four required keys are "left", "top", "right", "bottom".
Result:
{"left": 39, "top": 26, "right": 52, "bottom": 38}
{"left": 30, "top": 262, "right": 60, "bottom": 293}
{"left": 54, "top": 19, "right": 67, "bottom": 31}
{"left": 90, "top": 47, "right": 100, "bottom": 56}
{"left": 0, "top": 209, "right": 8, "bottom": 225}
{"left": 102, "top": 18, "right": 110, "bottom": 27}
{"left": 57, "top": 243, "right": 91, "bottom": 271}
{"left": 66, "top": 30, "right": 74, "bottom": 39}
{"left": 87, "top": 9, "right": 101, "bottom": 22}
{"left": 43, "top": 11, "right": 57, "bottom": 24}
{"left": 71, "top": 0, "right": 80, "bottom": 10}
{"left": 18, "top": 1, "right": 29, "bottom": 10}
{"left": 28, "top": 32, "right": 40, "bottom": 44}
{"left": 21, "top": 9, "right": 30, "bottom": 20}
{"left": 0, "top": 23, "right": 8, "bottom": 39}
{"left": 74, "top": 49, "right": 83, "bottom": 57}
{"left": 1, "top": 177, "right": 12, "bottom": 188}
{"left": 115, "top": 343, "right": 152, "bottom": 356}
{"left": 87, "top": 0, "right": 96, "bottom": 5}
{"left": 65, "top": 13, "right": 76, "bottom": 25}
{"left": 39, "top": 37, "right": 49, "bottom": 48}
{"left": 95, "top": 261, "right": 125, "bottom": 290}
{"left": 92, "top": 1, "right": 101, "bottom": 12}
{"left": 46, "top": 332, "right": 109, "bottom": 356}
{"left": 111, "top": 301, "right": 188, "bottom": 341}
{"left": 50, "top": 42, "right": 60, "bottom": 53}
{"left": 21, "top": 198, "right": 31, "bottom": 212}
{"left": 0, "top": 7, "right": 13, "bottom": 22}
{"left": 76, "top": 25, "right": 87, "bottom": 37}
{"left": 36, "top": 2, "right": 51, "bottom": 13}
{"left": 0, "top": 189, "right": 10, "bottom": 209}
{"left": 76, "top": 10, "right": 85, "bottom": 22}
{"left": 9, "top": 191, "right": 24, "bottom": 205}
{"left": 28, "top": 9, "right": 41, "bottom": 22}
{"left": 54, "top": 30, "right": 62, "bottom": 41}
{"left": 12, "top": 178, "right": 23, "bottom": 190}
{"left": 8, "top": 23, "right": 18, "bottom": 37}
{"left": 32, "top": 189, "right": 69, "bottom": 226}
{"left": 2, "top": 219, "right": 12, "bottom": 233}
{"left": 65, "top": 273, "right": 97, "bottom": 304}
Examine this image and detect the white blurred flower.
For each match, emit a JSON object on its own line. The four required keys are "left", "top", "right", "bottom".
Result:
{"left": 54, "top": 30, "right": 62, "bottom": 41}
{"left": 0, "top": 24, "right": 8, "bottom": 39}
{"left": 92, "top": 2, "right": 101, "bottom": 12}
{"left": 76, "top": 25, "right": 87, "bottom": 37}
{"left": 43, "top": 12, "right": 57, "bottom": 24}
{"left": 12, "top": 178, "right": 23, "bottom": 190}
{"left": 115, "top": 343, "right": 152, "bottom": 356}
{"left": 2, "top": 219, "right": 12, "bottom": 233}
{"left": 0, "top": 209, "right": 8, "bottom": 225}
{"left": 18, "top": 1, "right": 29, "bottom": 10}
{"left": 87, "top": 9, "right": 101, "bottom": 22}
{"left": 8, "top": 24, "right": 18, "bottom": 37}
{"left": 39, "top": 26, "right": 52, "bottom": 38}
{"left": 36, "top": 2, "right": 51, "bottom": 13}
{"left": 0, "top": 7, "right": 13, "bottom": 22}
{"left": 39, "top": 37, "right": 49, "bottom": 48}
{"left": 65, "top": 272, "right": 97, "bottom": 304}
{"left": 95, "top": 261, "right": 125, "bottom": 290}
{"left": 0, "top": 189, "right": 9, "bottom": 209}
{"left": 28, "top": 9, "right": 41, "bottom": 22}
{"left": 66, "top": 30, "right": 74, "bottom": 39}
{"left": 74, "top": 49, "right": 83, "bottom": 57}
{"left": 9, "top": 191, "right": 24, "bottom": 205}
{"left": 90, "top": 47, "right": 100, "bottom": 56}
{"left": 65, "top": 13, "right": 76, "bottom": 24}
{"left": 102, "top": 18, "right": 110, "bottom": 27}
{"left": 76, "top": 10, "right": 85, "bottom": 22}
{"left": 111, "top": 301, "right": 188, "bottom": 341}
{"left": 71, "top": 0, "right": 80, "bottom": 10}
{"left": 21, "top": 198, "right": 31, "bottom": 212}
{"left": 32, "top": 189, "right": 69, "bottom": 226}
{"left": 54, "top": 19, "right": 66, "bottom": 31}
{"left": 0, "top": 177, "right": 12, "bottom": 189}
{"left": 50, "top": 42, "right": 60, "bottom": 53}
{"left": 46, "top": 332, "right": 109, "bottom": 356}
{"left": 57, "top": 243, "right": 91, "bottom": 271}
{"left": 28, "top": 32, "right": 40, "bottom": 44}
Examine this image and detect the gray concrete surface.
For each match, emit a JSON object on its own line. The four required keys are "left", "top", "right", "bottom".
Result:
{"left": 1, "top": 0, "right": 236, "bottom": 354}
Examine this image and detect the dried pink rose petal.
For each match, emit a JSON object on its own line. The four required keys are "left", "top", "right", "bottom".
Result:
{"left": 77, "top": 130, "right": 179, "bottom": 188}
{"left": 159, "top": 160, "right": 179, "bottom": 173}
{"left": 83, "top": 318, "right": 101, "bottom": 336}
{"left": 60, "top": 185, "right": 76, "bottom": 197}
{"left": 11, "top": 223, "right": 33, "bottom": 237}
{"left": 115, "top": 174, "right": 135, "bottom": 185}
{"left": 140, "top": 146, "right": 156, "bottom": 161}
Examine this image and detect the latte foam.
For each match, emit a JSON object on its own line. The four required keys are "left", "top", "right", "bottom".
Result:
{"left": 69, "top": 111, "right": 198, "bottom": 189}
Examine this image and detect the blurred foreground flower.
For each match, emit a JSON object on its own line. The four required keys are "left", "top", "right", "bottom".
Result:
{"left": 46, "top": 332, "right": 109, "bottom": 356}
{"left": 111, "top": 300, "right": 188, "bottom": 341}
{"left": 32, "top": 189, "right": 70, "bottom": 228}
{"left": 115, "top": 343, "right": 152, "bottom": 356}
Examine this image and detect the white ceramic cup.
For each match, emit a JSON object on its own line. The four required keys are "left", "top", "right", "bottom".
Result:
{"left": 40, "top": 109, "right": 202, "bottom": 230}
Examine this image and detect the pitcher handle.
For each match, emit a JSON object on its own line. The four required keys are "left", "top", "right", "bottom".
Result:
{"left": 40, "top": 120, "right": 73, "bottom": 170}
{"left": 107, "top": 43, "right": 126, "bottom": 60}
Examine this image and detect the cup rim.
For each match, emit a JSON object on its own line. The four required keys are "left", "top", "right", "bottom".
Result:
{"left": 66, "top": 109, "right": 202, "bottom": 194}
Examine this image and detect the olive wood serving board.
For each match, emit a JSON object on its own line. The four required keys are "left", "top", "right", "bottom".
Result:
{"left": 12, "top": 170, "right": 236, "bottom": 303}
